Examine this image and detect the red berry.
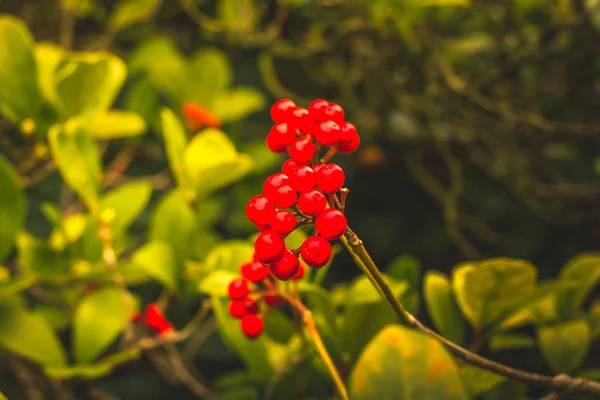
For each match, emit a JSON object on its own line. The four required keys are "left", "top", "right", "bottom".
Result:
{"left": 245, "top": 298, "right": 259, "bottom": 314}
{"left": 313, "top": 163, "right": 325, "bottom": 173}
{"left": 272, "top": 185, "right": 297, "bottom": 208}
{"left": 254, "top": 230, "right": 285, "bottom": 263}
{"left": 293, "top": 263, "right": 306, "bottom": 280}
{"left": 300, "top": 236, "right": 332, "bottom": 268}
{"left": 240, "top": 262, "right": 270, "bottom": 283}
{"left": 266, "top": 132, "right": 287, "bottom": 153}
{"left": 265, "top": 294, "right": 283, "bottom": 308}
{"left": 155, "top": 320, "right": 174, "bottom": 336}
{"left": 255, "top": 222, "right": 271, "bottom": 232}
{"left": 314, "top": 120, "right": 341, "bottom": 146}
{"left": 323, "top": 103, "right": 344, "bottom": 123}
{"left": 282, "top": 159, "right": 300, "bottom": 176}
{"left": 269, "top": 123, "right": 296, "bottom": 146}
{"left": 289, "top": 165, "right": 315, "bottom": 192}
{"left": 228, "top": 278, "right": 249, "bottom": 300}
{"left": 269, "top": 248, "right": 300, "bottom": 281}
{"left": 145, "top": 303, "right": 168, "bottom": 330}
{"left": 308, "top": 99, "right": 330, "bottom": 121}
{"left": 337, "top": 121, "right": 360, "bottom": 154}
{"left": 270, "top": 210, "right": 297, "bottom": 236}
{"left": 288, "top": 137, "right": 316, "bottom": 165}
{"left": 246, "top": 195, "right": 275, "bottom": 225}
{"left": 315, "top": 163, "right": 345, "bottom": 194}
{"left": 289, "top": 107, "right": 310, "bottom": 134}
{"left": 298, "top": 190, "right": 327, "bottom": 216}
{"left": 229, "top": 299, "right": 248, "bottom": 318}
{"left": 271, "top": 99, "right": 296, "bottom": 123}
{"left": 315, "top": 209, "right": 347, "bottom": 240}
{"left": 241, "top": 314, "right": 264, "bottom": 339}
{"left": 263, "top": 173, "right": 290, "bottom": 199}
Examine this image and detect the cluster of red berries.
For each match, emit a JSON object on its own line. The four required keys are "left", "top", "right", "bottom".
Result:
{"left": 132, "top": 303, "right": 174, "bottom": 336}
{"left": 230, "top": 99, "right": 359, "bottom": 339}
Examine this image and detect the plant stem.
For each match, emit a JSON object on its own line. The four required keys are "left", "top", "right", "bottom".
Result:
{"left": 342, "top": 227, "right": 600, "bottom": 398}
{"left": 284, "top": 294, "right": 349, "bottom": 400}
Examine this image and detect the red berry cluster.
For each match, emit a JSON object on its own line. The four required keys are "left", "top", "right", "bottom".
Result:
{"left": 226, "top": 255, "right": 307, "bottom": 339}
{"left": 132, "top": 303, "right": 174, "bottom": 336}
{"left": 246, "top": 99, "right": 356, "bottom": 280}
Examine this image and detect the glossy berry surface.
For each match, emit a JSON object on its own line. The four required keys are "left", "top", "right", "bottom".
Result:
{"left": 240, "top": 262, "right": 270, "bottom": 283}
{"left": 229, "top": 300, "right": 248, "bottom": 318}
{"left": 289, "top": 165, "right": 315, "bottom": 192}
{"left": 297, "top": 190, "right": 327, "bottom": 216}
{"left": 245, "top": 298, "right": 259, "bottom": 314}
{"left": 293, "top": 263, "right": 305, "bottom": 280}
{"left": 300, "top": 236, "right": 332, "bottom": 268}
{"left": 271, "top": 99, "right": 296, "bottom": 123}
{"left": 315, "top": 209, "right": 347, "bottom": 240}
{"left": 263, "top": 173, "right": 290, "bottom": 199}
{"left": 264, "top": 294, "right": 282, "bottom": 308}
{"left": 314, "top": 121, "right": 341, "bottom": 146}
{"left": 246, "top": 195, "right": 275, "bottom": 225}
{"left": 270, "top": 210, "right": 297, "bottom": 236}
{"left": 254, "top": 230, "right": 286, "bottom": 263}
{"left": 308, "top": 99, "right": 329, "bottom": 121}
{"left": 271, "top": 185, "right": 297, "bottom": 208}
{"left": 288, "top": 137, "right": 316, "bottom": 164}
{"left": 269, "top": 123, "right": 295, "bottom": 146}
{"left": 314, "top": 163, "right": 345, "bottom": 194}
{"left": 269, "top": 248, "right": 300, "bottom": 281}
{"left": 266, "top": 132, "right": 287, "bottom": 153}
{"left": 323, "top": 103, "right": 344, "bottom": 123}
{"left": 228, "top": 278, "right": 249, "bottom": 300}
{"left": 282, "top": 159, "right": 300, "bottom": 176}
{"left": 337, "top": 121, "right": 360, "bottom": 154}
{"left": 241, "top": 314, "right": 264, "bottom": 339}
{"left": 289, "top": 107, "right": 310, "bottom": 133}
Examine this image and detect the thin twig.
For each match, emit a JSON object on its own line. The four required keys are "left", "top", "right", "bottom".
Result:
{"left": 342, "top": 228, "right": 600, "bottom": 398}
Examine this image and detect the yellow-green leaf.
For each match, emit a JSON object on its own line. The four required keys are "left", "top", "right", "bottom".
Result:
{"left": 77, "top": 111, "right": 147, "bottom": 139}
{"left": 452, "top": 258, "right": 536, "bottom": 329}
{"left": 198, "top": 270, "right": 239, "bottom": 296}
{"left": 204, "top": 240, "right": 254, "bottom": 273}
{"left": 73, "top": 287, "right": 131, "bottom": 364}
{"left": 160, "top": 108, "right": 193, "bottom": 192}
{"left": 0, "top": 15, "right": 39, "bottom": 122}
{"left": 188, "top": 48, "right": 232, "bottom": 106}
{"left": 101, "top": 180, "right": 152, "bottom": 233}
{"left": 33, "top": 42, "right": 65, "bottom": 107}
{"left": 131, "top": 241, "right": 177, "bottom": 290}
{"left": 558, "top": 253, "right": 600, "bottom": 318}
{"left": 0, "top": 155, "right": 26, "bottom": 261}
{"left": 349, "top": 325, "right": 468, "bottom": 400}
{"left": 212, "top": 88, "right": 265, "bottom": 123}
{"left": 538, "top": 319, "right": 591, "bottom": 374}
{"left": 109, "top": 0, "right": 161, "bottom": 31}
{"left": 424, "top": 271, "right": 465, "bottom": 345}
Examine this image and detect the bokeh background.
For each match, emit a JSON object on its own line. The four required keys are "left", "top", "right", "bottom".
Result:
{"left": 1, "top": 0, "right": 600, "bottom": 399}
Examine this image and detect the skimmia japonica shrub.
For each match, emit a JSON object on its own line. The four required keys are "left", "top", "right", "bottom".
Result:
{"left": 227, "top": 98, "right": 359, "bottom": 339}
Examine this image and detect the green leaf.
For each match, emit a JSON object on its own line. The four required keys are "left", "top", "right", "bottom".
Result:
{"left": 298, "top": 281, "right": 338, "bottom": 338}
{"left": 125, "top": 77, "right": 158, "bottom": 122}
{"left": 211, "top": 295, "right": 273, "bottom": 382}
{"left": 73, "top": 287, "right": 131, "bottom": 364}
{"left": 187, "top": 48, "right": 232, "bottom": 106}
{"left": 0, "top": 15, "right": 39, "bottom": 122}
{"left": 212, "top": 88, "right": 265, "bottom": 123}
{"left": 0, "top": 275, "right": 37, "bottom": 298}
{"left": 34, "top": 42, "right": 65, "bottom": 107}
{"left": 489, "top": 333, "right": 535, "bottom": 351}
{"left": 0, "top": 300, "right": 66, "bottom": 366}
{"left": 71, "top": 111, "right": 147, "bottom": 139}
{"left": 452, "top": 258, "right": 537, "bottom": 329}
{"left": 349, "top": 325, "right": 468, "bottom": 400}
{"left": 459, "top": 365, "right": 507, "bottom": 397}
{"left": 217, "top": 0, "right": 256, "bottom": 32}
{"left": 109, "top": 0, "right": 161, "bottom": 31}
{"left": 198, "top": 270, "right": 239, "bottom": 296}
{"left": 45, "top": 348, "right": 140, "bottom": 379}
{"left": 558, "top": 253, "right": 600, "bottom": 318}
{"left": 17, "top": 233, "right": 69, "bottom": 280}
{"left": 0, "top": 155, "right": 26, "bottom": 261}
{"left": 34, "top": 305, "right": 70, "bottom": 331}
{"left": 131, "top": 241, "right": 177, "bottom": 290}
{"left": 346, "top": 274, "right": 408, "bottom": 306}
{"left": 204, "top": 240, "right": 254, "bottom": 273}
{"left": 183, "top": 128, "right": 254, "bottom": 197}
{"left": 538, "top": 319, "right": 591, "bottom": 374}
{"left": 160, "top": 108, "right": 193, "bottom": 193}
{"left": 424, "top": 271, "right": 465, "bottom": 345}
{"left": 101, "top": 180, "right": 152, "bottom": 234}
{"left": 49, "top": 123, "right": 102, "bottom": 212}
{"left": 55, "top": 52, "right": 126, "bottom": 116}
{"left": 386, "top": 254, "right": 421, "bottom": 288}
{"left": 149, "top": 189, "right": 197, "bottom": 265}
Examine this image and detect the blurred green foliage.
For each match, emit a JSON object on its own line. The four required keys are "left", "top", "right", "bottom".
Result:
{"left": 0, "top": 0, "right": 599, "bottom": 399}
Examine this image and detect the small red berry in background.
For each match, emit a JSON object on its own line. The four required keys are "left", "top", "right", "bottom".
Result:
{"left": 288, "top": 138, "right": 316, "bottom": 164}
{"left": 293, "top": 263, "right": 306, "bottom": 280}
{"left": 241, "top": 314, "right": 264, "bottom": 339}
{"left": 297, "top": 190, "right": 327, "bottom": 216}
{"left": 270, "top": 210, "right": 297, "bottom": 236}
{"left": 240, "top": 262, "right": 270, "bottom": 283}
{"left": 229, "top": 299, "right": 248, "bottom": 319}
{"left": 314, "top": 163, "right": 345, "bottom": 194}
{"left": 316, "top": 209, "right": 347, "bottom": 240}
{"left": 271, "top": 99, "right": 296, "bottom": 123}
{"left": 180, "top": 102, "right": 221, "bottom": 131}
{"left": 337, "top": 121, "right": 360, "bottom": 154}
{"left": 228, "top": 278, "right": 249, "bottom": 300}
{"left": 246, "top": 195, "right": 275, "bottom": 225}
{"left": 245, "top": 298, "right": 259, "bottom": 314}
{"left": 254, "top": 230, "right": 286, "bottom": 263}
{"left": 269, "top": 248, "right": 300, "bottom": 281}
{"left": 300, "top": 236, "right": 332, "bottom": 268}
{"left": 265, "top": 294, "right": 282, "bottom": 308}
{"left": 145, "top": 303, "right": 173, "bottom": 335}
